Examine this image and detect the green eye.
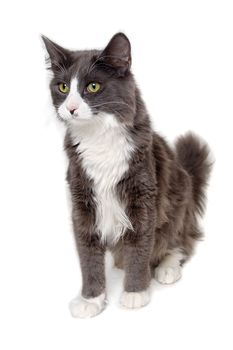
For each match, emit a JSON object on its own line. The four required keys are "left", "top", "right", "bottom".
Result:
{"left": 58, "top": 83, "right": 69, "bottom": 94}
{"left": 87, "top": 82, "right": 101, "bottom": 93}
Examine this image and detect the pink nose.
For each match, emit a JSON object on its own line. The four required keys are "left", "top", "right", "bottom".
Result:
{"left": 67, "top": 103, "right": 79, "bottom": 115}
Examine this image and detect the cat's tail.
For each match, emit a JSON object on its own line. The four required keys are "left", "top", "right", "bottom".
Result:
{"left": 175, "top": 132, "right": 213, "bottom": 215}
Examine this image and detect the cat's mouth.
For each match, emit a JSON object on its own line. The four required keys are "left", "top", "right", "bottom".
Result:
{"left": 71, "top": 113, "right": 79, "bottom": 119}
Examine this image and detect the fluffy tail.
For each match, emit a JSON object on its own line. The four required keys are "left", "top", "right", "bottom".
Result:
{"left": 175, "top": 133, "right": 213, "bottom": 215}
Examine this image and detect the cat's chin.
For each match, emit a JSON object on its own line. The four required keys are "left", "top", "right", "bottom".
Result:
{"left": 67, "top": 116, "right": 93, "bottom": 126}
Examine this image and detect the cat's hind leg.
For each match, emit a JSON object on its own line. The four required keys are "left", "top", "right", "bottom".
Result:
{"left": 154, "top": 248, "right": 185, "bottom": 284}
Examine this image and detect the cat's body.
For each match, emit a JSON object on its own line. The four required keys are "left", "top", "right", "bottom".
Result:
{"left": 43, "top": 33, "right": 211, "bottom": 318}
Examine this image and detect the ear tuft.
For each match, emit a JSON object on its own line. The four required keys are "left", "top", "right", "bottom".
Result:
{"left": 41, "top": 35, "right": 72, "bottom": 72}
{"left": 100, "top": 33, "right": 131, "bottom": 75}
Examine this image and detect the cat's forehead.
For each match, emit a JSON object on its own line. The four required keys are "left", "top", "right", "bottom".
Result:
{"left": 68, "top": 49, "right": 101, "bottom": 79}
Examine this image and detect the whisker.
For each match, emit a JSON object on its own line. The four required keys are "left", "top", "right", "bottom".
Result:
{"left": 107, "top": 107, "right": 127, "bottom": 121}
{"left": 89, "top": 101, "right": 131, "bottom": 109}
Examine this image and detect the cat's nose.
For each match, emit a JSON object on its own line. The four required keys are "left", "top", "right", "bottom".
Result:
{"left": 67, "top": 104, "right": 79, "bottom": 115}
{"left": 70, "top": 108, "right": 78, "bottom": 115}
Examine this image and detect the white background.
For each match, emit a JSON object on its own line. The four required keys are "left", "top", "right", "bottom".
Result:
{"left": 0, "top": 0, "right": 232, "bottom": 349}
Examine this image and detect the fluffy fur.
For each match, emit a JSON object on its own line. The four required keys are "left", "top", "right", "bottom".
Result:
{"left": 69, "top": 293, "right": 106, "bottom": 318}
{"left": 70, "top": 110, "right": 134, "bottom": 244}
{"left": 42, "top": 33, "right": 212, "bottom": 318}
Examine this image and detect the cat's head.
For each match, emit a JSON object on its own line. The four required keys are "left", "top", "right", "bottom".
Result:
{"left": 42, "top": 33, "right": 136, "bottom": 128}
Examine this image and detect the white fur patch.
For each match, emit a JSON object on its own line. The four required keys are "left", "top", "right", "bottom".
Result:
{"left": 155, "top": 248, "right": 184, "bottom": 284}
{"left": 69, "top": 293, "right": 106, "bottom": 318}
{"left": 120, "top": 290, "right": 150, "bottom": 309}
{"left": 58, "top": 78, "right": 93, "bottom": 122}
{"left": 69, "top": 112, "right": 134, "bottom": 244}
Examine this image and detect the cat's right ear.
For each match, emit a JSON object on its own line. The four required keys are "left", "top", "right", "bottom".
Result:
{"left": 41, "top": 36, "right": 72, "bottom": 72}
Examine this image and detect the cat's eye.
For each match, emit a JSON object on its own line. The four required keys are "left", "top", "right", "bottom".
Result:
{"left": 87, "top": 82, "right": 101, "bottom": 93}
{"left": 58, "top": 83, "right": 69, "bottom": 94}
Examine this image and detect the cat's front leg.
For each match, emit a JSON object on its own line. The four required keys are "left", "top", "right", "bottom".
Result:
{"left": 120, "top": 224, "right": 154, "bottom": 309}
{"left": 69, "top": 209, "right": 107, "bottom": 318}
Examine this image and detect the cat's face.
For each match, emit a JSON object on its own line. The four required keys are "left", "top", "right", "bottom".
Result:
{"left": 42, "top": 33, "right": 136, "bottom": 128}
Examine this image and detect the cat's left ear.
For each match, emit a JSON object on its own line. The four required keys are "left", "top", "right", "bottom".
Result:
{"left": 100, "top": 33, "right": 131, "bottom": 76}
{"left": 41, "top": 35, "right": 72, "bottom": 72}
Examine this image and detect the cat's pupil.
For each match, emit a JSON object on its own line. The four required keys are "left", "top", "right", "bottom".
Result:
{"left": 92, "top": 84, "right": 96, "bottom": 89}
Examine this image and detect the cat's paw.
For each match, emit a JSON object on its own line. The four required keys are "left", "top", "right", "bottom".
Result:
{"left": 155, "top": 265, "right": 182, "bottom": 284}
{"left": 69, "top": 293, "right": 106, "bottom": 318}
{"left": 120, "top": 290, "right": 150, "bottom": 309}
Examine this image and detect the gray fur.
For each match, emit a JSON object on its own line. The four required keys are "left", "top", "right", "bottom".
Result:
{"left": 42, "top": 33, "right": 212, "bottom": 300}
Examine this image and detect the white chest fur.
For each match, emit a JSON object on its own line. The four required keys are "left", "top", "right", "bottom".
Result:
{"left": 70, "top": 113, "right": 134, "bottom": 244}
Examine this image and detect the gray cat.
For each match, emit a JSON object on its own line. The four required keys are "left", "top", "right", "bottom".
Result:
{"left": 42, "top": 33, "right": 212, "bottom": 318}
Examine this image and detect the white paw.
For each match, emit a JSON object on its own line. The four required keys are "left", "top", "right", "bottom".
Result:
{"left": 69, "top": 293, "right": 106, "bottom": 318}
{"left": 120, "top": 290, "right": 150, "bottom": 309}
{"left": 155, "top": 265, "right": 182, "bottom": 284}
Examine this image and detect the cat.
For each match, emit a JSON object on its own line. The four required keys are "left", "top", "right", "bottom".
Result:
{"left": 42, "top": 33, "right": 212, "bottom": 318}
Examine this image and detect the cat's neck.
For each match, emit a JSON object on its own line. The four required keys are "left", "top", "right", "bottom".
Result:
{"left": 68, "top": 112, "right": 135, "bottom": 191}
{"left": 68, "top": 112, "right": 125, "bottom": 146}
